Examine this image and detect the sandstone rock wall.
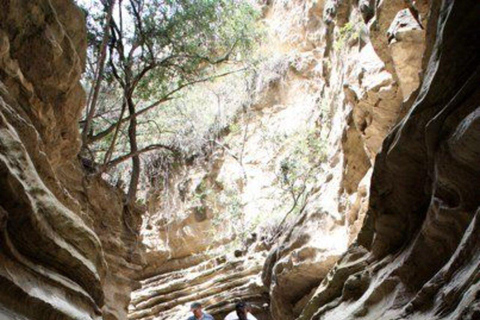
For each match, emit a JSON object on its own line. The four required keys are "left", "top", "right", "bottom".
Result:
{"left": 297, "top": 1, "right": 480, "bottom": 319}
{"left": 258, "top": 0, "right": 428, "bottom": 318}
{"left": 114, "top": 0, "right": 480, "bottom": 319}
{"left": 0, "top": 1, "right": 142, "bottom": 319}
{"left": 132, "top": 1, "right": 431, "bottom": 319}
{"left": 129, "top": 251, "right": 269, "bottom": 320}
{"left": 131, "top": 152, "right": 272, "bottom": 319}
{"left": 3, "top": 1, "right": 476, "bottom": 320}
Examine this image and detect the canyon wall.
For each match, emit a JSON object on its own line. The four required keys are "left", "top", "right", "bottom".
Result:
{"left": 298, "top": 1, "right": 480, "bottom": 319}
{"left": 1, "top": 1, "right": 479, "bottom": 320}
{"left": 0, "top": 1, "right": 142, "bottom": 319}
{"left": 130, "top": 0, "right": 432, "bottom": 319}
{"left": 261, "top": 1, "right": 434, "bottom": 319}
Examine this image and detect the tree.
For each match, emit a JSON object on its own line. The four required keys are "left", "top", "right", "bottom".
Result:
{"left": 80, "top": 0, "right": 259, "bottom": 204}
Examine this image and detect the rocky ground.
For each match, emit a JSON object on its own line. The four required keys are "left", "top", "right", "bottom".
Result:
{"left": 129, "top": 251, "right": 268, "bottom": 320}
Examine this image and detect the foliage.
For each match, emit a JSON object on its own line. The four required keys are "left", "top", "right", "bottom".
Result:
{"left": 214, "top": 186, "right": 247, "bottom": 244}
{"left": 278, "top": 128, "right": 326, "bottom": 204}
{"left": 333, "top": 21, "right": 361, "bottom": 51}
{"left": 253, "top": 124, "right": 328, "bottom": 241}
{"left": 126, "top": 0, "right": 260, "bottom": 101}
{"left": 78, "top": 0, "right": 261, "bottom": 201}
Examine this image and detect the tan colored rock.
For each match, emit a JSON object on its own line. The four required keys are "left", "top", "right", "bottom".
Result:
{"left": 298, "top": 1, "right": 480, "bottom": 319}
{"left": 258, "top": 1, "right": 429, "bottom": 318}
{"left": 0, "top": 1, "right": 142, "bottom": 319}
{"left": 129, "top": 252, "right": 269, "bottom": 320}
{"left": 387, "top": 9, "right": 425, "bottom": 100}
{"left": 134, "top": 1, "right": 429, "bottom": 319}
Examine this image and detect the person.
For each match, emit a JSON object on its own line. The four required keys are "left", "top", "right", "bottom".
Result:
{"left": 224, "top": 302, "right": 257, "bottom": 320}
{"left": 188, "top": 302, "right": 215, "bottom": 320}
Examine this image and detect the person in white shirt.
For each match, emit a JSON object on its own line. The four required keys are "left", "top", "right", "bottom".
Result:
{"left": 224, "top": 302, "right": 257, "bottom": 320}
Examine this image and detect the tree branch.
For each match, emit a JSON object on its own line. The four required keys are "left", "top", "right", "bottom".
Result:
{"left": 103, "top": 98, "right": 127, "bottom": 165}
{"left": 105, "top": 143, "right": 180, "bottom": 168}
{"left": 186, "top": 38, "right": 240, "bottom": 65}
{"left": 87, "top": 67, "right": 248, "bottom": 144}
{"left": 82, "top": 0, "right": 117, "bottom": 144}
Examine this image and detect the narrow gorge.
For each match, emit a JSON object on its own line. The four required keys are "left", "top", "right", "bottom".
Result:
{"left": 0, "top": 1, "right": 479, "bottom": 320}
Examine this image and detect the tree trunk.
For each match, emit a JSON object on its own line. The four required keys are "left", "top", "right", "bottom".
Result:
{"left": 126, "top": 94, "right": 140, "bottom": 204}
{"left": 82, "top": 0, "right": 116, "bottom": 145}
{"left": 102, "top": 99, "right": 127, "bottom": 167}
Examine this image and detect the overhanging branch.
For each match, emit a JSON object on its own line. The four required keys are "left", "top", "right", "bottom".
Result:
{"left": 105, "top": 143, "right": 180, "bottom": 169}
{"left": 87, "top": 67, "right": 248, "bottom": 144}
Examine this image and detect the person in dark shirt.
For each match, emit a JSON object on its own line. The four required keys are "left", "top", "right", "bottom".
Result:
{"left": 187, "top": 302, "right": 215, "bottom": 320}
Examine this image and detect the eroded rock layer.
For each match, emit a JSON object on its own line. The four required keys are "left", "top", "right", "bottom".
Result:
{"left": 298, "top": 1, "right": 480, "bottom": 319}
{"left": 129, "top": 252, "right": 269, "bottom": 320}
{"left": 0, "top": 1, "right": 142, "bottom": 319}
{"left": 2, "top": 0, "right": 479, "bottom": 320}
{"left": 132, "top": 0, "right": 433, "bottom": 319}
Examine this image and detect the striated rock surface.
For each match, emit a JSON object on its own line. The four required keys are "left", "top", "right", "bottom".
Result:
{"left": 5, "top": 0, "right": 478, "bottom": 320}
{"left": 132, "top": 152, "right": 272, "bottom": 319}
{"left": 0, "top": 1, "right": 142, "bottom": 319}
{"left": 260, "top": 0, "right": 428, "bottom": 318}
{"left": 129, "top": 251, "right": 269, "bottom": 320}
{"left": 297, "top": 1, "right": 480, "bottom": 319}
{"left": 130, "top": 0, "right": 433, "bottom": 319}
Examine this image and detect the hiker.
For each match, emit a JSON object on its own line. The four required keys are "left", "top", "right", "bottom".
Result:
{"left": 224, "top": 302, "right": 257, "bottom": 320}
{"left": 188, "top": 302, "right": 215, "bottom": 320}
